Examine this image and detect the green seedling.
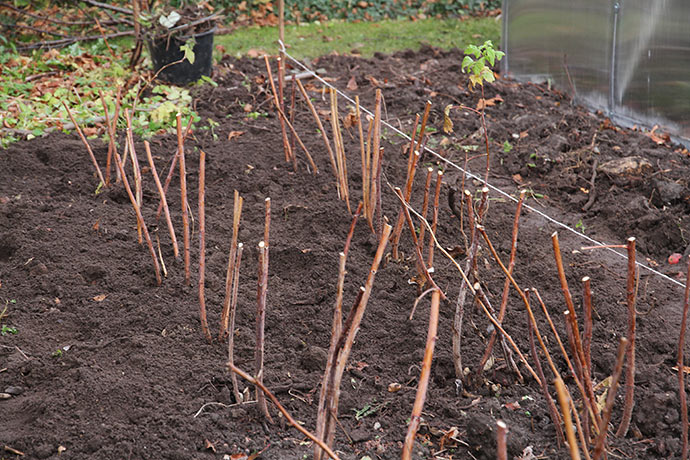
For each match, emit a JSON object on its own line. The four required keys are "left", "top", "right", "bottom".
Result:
{"left": 353, "top": 400, "right": 389, "bottom": 421}
{"left": 576, "top": 219, "right": 586, "bottom": 234}
{"left": 461, "top": 40, "right": 504, "bottom": 88}
{"left": 1, "top": 324, "right": 17, "bottom": 336}
{"left": 503, "top": 140, "right": 513, "bottom": 153}
{"left": 52, "top": 349, "right": 63, "bottom": 358}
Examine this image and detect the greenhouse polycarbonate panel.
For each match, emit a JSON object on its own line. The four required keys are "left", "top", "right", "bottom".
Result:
{"left": 503, "top": 0, "right": 614, "bottom": 112}
{"left": 613, "top": 0, "right": 690, "bottom": 139}
{"left": 503, "top": 0, "right": 690, "bottom": 143}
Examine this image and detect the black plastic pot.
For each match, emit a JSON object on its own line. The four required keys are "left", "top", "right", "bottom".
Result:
{"left": 147, "top": 27, "right": 215, "bottom": 85}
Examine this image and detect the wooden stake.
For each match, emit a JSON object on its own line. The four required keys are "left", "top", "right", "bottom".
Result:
{"left": 264, "top": 55, "right": 292, "bottom": 165}
{"left": 427, "top": 170, "right": 443, "bottom": 268}
{"left": 318, "top": 224, "right": 392, "bottom": 458}
{"left": 144, "top": 141, "right": 179, "bottom": 258}
{"left": 98, "top": 90, "right": 115, "bottom": 186}
{"left": 370, "top": 90, "right": 382, "bottom": 232}
{"left": 680, "top": 254, "right": 690, "bottom": 460}
{"left": 124, "top": 109, "right": 143, "bottom": 245}
{"left": 526, "top": 296, "right": 565, "bottom": 446}
{"left": 61, "top": 100, "right": 105, "bottom": 186}
{"left": 478, "top": 190, "right": 526, "bottom": 376}
{"left": 401, "top": 289, "right": 441, "bottom": 460}
{"left": 227, "top": 243, "right": 244, "bottom": 404}
{"left": 227, "top": 362, "right": 340, "bottom": 460}
{"left": 416, "top": 167, "right": 434, "bottom": 264}
{"left": 296, "top": 79, "right": 338, "bottom": 180}
{"left": 391, "top": 147, "right": 421, "bottom": 260}
{"left": 220, "top": 190, "right": 243, "bottom": 340}
{"left": 113, "top": 152, "right": 161, "bottom": 286}
{"left": 552, "top": 232, "right": 587, "bottom": 383}
{"left": 198, "top": 150, "right": 211, "bottom": 342}
{"left": 156, "top": 114, "right": 194, "bottom": 221}
{"left": 592, "top": 337, "right": 628, "bottom": 460}
{"left": 255, "top": 241, "right": 272, "bottom": 423}
{"left": 315, "top": 252, "right": 347, "bottom": 460}
{"left": 413, "top": 101, "right": 432, "bottom": 154}
{"left": 555, "top": 377, "right": 582, "bottom": 460}
{"left": 330, "top": 90, "right": 351, "bottom": 212}
{"left": 274, "top": 101, "right": 318, "bottom": 174}
{"left": 496, "top": 420, "right": 509, "bottom": 460}
{"left": 582, "top": 276, "right": 594, "bottom": 377}
{"left": 531, "top": 289, "right": 600, "bottom": 432}
{"left": 177, "top": 113, "right": 191, "bottom": 285}
{"left": 616, "top": 237, "right": 637, "bottom": 437}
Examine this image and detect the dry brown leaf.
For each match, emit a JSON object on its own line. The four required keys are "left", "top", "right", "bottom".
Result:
{"left": 443, "top": 104, "right": 454, "bottom": 134}
{"left": 475, "top": 95, "right": 503, "bottom": 110}
{"left": 343, "top": 112, "right": 357, "bottom": 129}
{"left": 204, "top": 439, "right": 216, "bottom": 453}
{"left": 503, "top": 401, "right": 521, "bottom": 411}
{"left": 346, "top": 75, "right": 358, "bottom": 91}
{"left": 246, "top": 49, "right": 264, "bottom": 58}
{"left": 388, "top": 382, "right": 402, "bottom": 393}
{"left": 92, "top": 220, "right": 100, "bottom": 231}
{"left": 93, "top": 294, "right": 107, "bottom": 302}
{"left": 243, "top": 104, "right": 253, "bottom": 113}
{"left": 227, "top": 131, "right": 245, "bottom": 141}
{"left": 366, "top": 75, "right": 382, "bottom": 87}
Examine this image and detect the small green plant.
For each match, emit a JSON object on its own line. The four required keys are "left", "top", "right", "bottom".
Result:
{"left": 461, "top": 40, "right": 504, "bottom": 88}
{"left": 52, "top": 349, "right": 63, "bottom": 358}
{"left": 1, "top": 324, "right": 18, "bottom": 336}
{"left": 576, "top": 219, "right": 586, "bottom": 234}
{"left": 503, "top": 140, "right": 513, "bottom": 153}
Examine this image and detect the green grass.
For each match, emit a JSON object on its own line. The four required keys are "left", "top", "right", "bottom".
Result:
{"left": 216, "top": 16, "right": 501, "bottom": 60}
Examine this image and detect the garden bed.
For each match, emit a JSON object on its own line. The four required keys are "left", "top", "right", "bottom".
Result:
{"left": 1, "top": 46, "right": 689, "bottom": 459}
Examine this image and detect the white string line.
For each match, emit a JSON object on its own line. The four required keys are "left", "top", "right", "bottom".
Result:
{"left": 278, "top": 41, "right": 685, "bottom": 289}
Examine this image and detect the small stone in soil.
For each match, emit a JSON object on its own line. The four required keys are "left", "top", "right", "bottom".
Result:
{"left": 4, "top": 386, "right": 23, "bottom": 395}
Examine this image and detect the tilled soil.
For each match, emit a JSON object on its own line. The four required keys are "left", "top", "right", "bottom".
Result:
{"left": 1, "top": 46, "right": 689, "bottom": 460}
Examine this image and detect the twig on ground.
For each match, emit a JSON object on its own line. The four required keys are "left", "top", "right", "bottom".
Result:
{"left": 220, "top": 191, "right": 243, "bottom": 340}
{"left": 617, "top": 237, "right": 637, "bottom": 438}
{"left": 228, "top": 362, "right": 340, "bottom": 460}
{"left": 198, "top": 150, "right": 211, "bottom": 343}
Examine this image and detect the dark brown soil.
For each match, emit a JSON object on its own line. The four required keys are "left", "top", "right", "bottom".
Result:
{"left": 1, "top": 46, "right": 689, "bottom": 460}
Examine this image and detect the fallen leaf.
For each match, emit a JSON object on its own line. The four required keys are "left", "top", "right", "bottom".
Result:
{"left": 246, "top": 49, "right": 264, "bottom": 58}
{"left": 57, "top": 445, "right": 66, "bottom": 454}
{"left": 388, "top": 382, "right": 402, "bottom": 393}
{"left": 243, "top": 104, "right": 253, "bottom": 113}
{"left": 512, "top": 174, "right": 524, "bottom": 184}
{"left": 204, "top": 439, "right": 216, "bottom": 453}
{"left": 476, "top": 95, "right": 503, "bottom": 110}
{"left": 519, "top": 130, "right": 529, "bottom": 139}
{"left": 365, "top": 75, "right": 381, "bottom": 87}
{"left": 93, "top": 294, "right": 107, "bottom": 302}
{"left": 92, "top": 220, "right": 100, "bottom": 231}
{"left": 503, "top": 401, "right": 521, "bottom": 410}
{"left": 443, "top": 105, "right": 454, "bottom": 134}
{"left": 343, "top": 111, "right": 357, "bottom": 129}
{"left": 346, "top": 75, "right": 358, "bottom": 91}
{"left": 227, "top": 131, "right": 245, "bottom": 141}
